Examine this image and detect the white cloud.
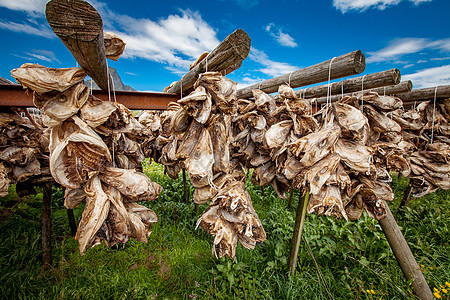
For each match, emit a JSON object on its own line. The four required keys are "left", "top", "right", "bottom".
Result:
{"left": 333, "top": 0, "right": 432, "bottom": 13}
{"left": 95, "top": 7, "right": 220, "bottom": 74}
{"left": 0, "top": 0, "right": 47, "bottom": 14}
{"left": 367, "top": 37, "right": 450, "bottom": 63}
{"left": 124, "top": 72, "right": 137, "bottom": 76}
{"left": 11, "top": 49, "right": 60, "bottom": 63}
{"left": 265, "top": 23, "right": 297, "bottom": 48}
{"left": 236, "top": 76, "right": 264, "bottom": 90}
{"left": 402, "top": 64, "right": 450, "bottom": 88}
{"left": 249, "top": 48, "right": 298, "bottom": 77}
{"left": 0, "top": 20, "right": 54, "bottom": 38}
{"left": 0, "top": 1, "right": 221, "bottom": 75}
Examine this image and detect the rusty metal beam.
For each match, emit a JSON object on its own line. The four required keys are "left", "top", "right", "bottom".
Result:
{"left": 0, "top": 84, "right": 179, "bottom": 110}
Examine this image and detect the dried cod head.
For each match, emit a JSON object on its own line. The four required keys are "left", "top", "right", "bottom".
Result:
{"left": 11, "top": 63, "right": 86, "bottom": 93}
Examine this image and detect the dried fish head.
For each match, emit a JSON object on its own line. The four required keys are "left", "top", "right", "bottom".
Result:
{"left": 334, "top": 138, "right": 373, "bottom": 173}
{"left": 252, "top": 89, "right": 276, "bottom": 114}
{"left": 75, "top": 176, "right": 110, "bottom": 255}
{"left": 103, "top": 32, "right": 126, "bottom": 61}
{"left": 185, "top": 127, "right": 215, "bottom": 188}
{"left": 50, "top": 116, "right": 112, "bottom": 189}
{"left": 308, "top": 185, "right": 348, "bottom": 220}
{"left": 80, "top": 96, "right": 117, "bottom": 128}
{"left": 359, "top": 92, "right": 403, "bottom": 111}
{"left": 363, "top": 104, "right": 401, "bottom": 133}
{"left": 303, "top": 153, "right": 341, "bottom": 195}
{"left": 288, "top": 125, "right": 341, "bottom": 168}
{"left": 100, "top": 167, "right": 161, "bottom": 201}
{"left": 334, "top": 102, "right": 369, "bottom": 141}
{"left": 278, "top": 84, "right": 297, "bottom": 100}
{"left": 11, "top": 63, "right": 86, "bottom": 93}
{"left": 265, "top": 120, "right": 293, "bottom": 149}
{"left": 195, "top": 72, "right": 237, "bottom": 113}
{"left": 178, "top": 86, "right": 212, "bottom": 124}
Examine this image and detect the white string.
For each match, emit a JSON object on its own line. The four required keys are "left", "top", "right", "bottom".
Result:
{"left": 288, "top": 72, "right": 293, "bottom": 87}
{"left": 180, "top": 79, "right": 183, "bottom": 99}
{"left": 111, "top": 73, "right": 117, "bottom": 102}
{"left": 326, "top": 57, "right": 336, "bottom": 106}
{"left": 430, "top": 87, "right": 438, "bottom": 144}
{"left": 325, "top": 57, "right": 335, "bottom": 125}
{"left": 360, "top": 75, "right": 366, "bottom": 111}
{"left": 205, "top": 54, "right": 208, "bottom": 72}
{"left": 258, "top": 82, "right": 262, "bottom": 90}
{"left": 106, "top": 63, "right": 111, "bottom": 102}
{"left": 383, "top": 86, "right": 386, "bottom": 96}
{"left": 90, "top": 77, "right": 93, "bottom": 95}
{"left": 341, "top": 78, "right": 344, "bottom": 98}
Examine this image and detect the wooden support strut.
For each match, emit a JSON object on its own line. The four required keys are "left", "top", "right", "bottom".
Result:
{"left": 273, "top": 68, "right": 400, "bottom": 101}
{"left": 313, "top": 80, "right": 413, "bottom": 105}
{"left": 46, "top": 0, "right": 110, "bottom": 91}
{"left": 395, "top": 85, "right": 450, "bottom": 102}
{"left": 41, "top": 183, "right": 52, "bottom": 271}
{"left": 379, "top": 201, "right": 433, "bottom": 300}
{"left": 166, "top": 29, "right": 251, "bottom": 95}
{"left": 237, "top": 50, "right": 365, "bottom": 99}
{"left": 288, "top": 191, "right": 309, "bottom": 276}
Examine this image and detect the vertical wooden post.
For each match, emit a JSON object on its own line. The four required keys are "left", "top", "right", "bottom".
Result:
{"left": 379, "top": 201, "right": 433, "bottom": 300}
{"left": 287, "top": 186, "right": 294, "bottom": 208}
{"left": 288, "top": 191, "right": 309, "bottom": 276}
{"left": 41, "top": 183, "right": 52, "bottom": 271}
{"left": 67, "top": 209, "right": 77, "bottom": 236}
{"left": 182, "top": 168, "right": 189, "bottom": 203}
{"left": 399, "top": 184, "right": 413, "bottom": 208}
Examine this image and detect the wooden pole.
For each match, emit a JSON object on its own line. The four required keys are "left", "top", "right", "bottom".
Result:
{"left": 288, "top": 191, "right": 309, "bottom": 276}
{"left": 237, "top": 50, "right": 365, "bottom": 99}
{"left": 165, "top": 29, "right": 251, "bottom": 95}
{"left": 182, "top": 168, "right": 189, "bottom": 203}
{"left": 46, "top": 0, "right": 110, "bottom": 90}
{"left": 273, "top": 69, "right": 400, "bottom": 101}
{"left": 378, "top": 201, "right": 433, "bottom": 300}
{"left": 395, "top": 85, "right": 450, "bottom": 102}
{"left": 41, "top": 183, "right": 52, "bottom": 271}
{"left": 399, "top": 184, "right": 413, "bottom": 208}
{"left": 313, "top": 80, "right": 413, "bottom": 104}
{"left": 67, "top": 209, "right": 77, "bottom": 236}
{"left": 287, "top": 186, "right": 294, "bottom": 208}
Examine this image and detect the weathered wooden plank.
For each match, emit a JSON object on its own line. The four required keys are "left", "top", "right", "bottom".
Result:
{"left": 274, "top": 69, "right": 400, "bottom": 101}
{"left": 288, "top": 191, "right": 309, "bottom": 276}
{"left": 237, "top": 50, "right": 365, "bottom": 99}
{"left": 46, "top": 0, "right": 109, "bottom": 90}
{"left": 313, "top": 80, "right": 412, "bottom": 104}
{"left": 379, "top": 201, "right": 433, "bottom": 300}
{"left": 395, "top": 85, "right": 450, "bottom": 102}
{"left": 166, "top": 29, "right": 251, "bottom": 95}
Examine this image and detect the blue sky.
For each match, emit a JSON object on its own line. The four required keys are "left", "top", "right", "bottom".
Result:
{"left": 0, "top": 0, "right": 449, "bottom": 92}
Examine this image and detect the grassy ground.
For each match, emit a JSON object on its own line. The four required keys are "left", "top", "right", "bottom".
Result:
{"left": 0, "top": 162, "right": 449, "bottom": 299}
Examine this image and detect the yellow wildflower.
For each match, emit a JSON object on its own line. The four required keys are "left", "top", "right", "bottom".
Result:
{"left": 434, "top": 287, "right": 440, "bottom": 293}
{"left": 442, "top": 289, "right": 448, "bottom": 294}
{"left": 366, "top": 290, "right": 371, "bottom": 293}
{"left": 429, "top": 267, "right": 434, "bottom": 270}
{"left": 421, "top": 265, "right": 425, "bottom": 268}
{"left": 446, "top": 282, "right": 450, "bottom": 287}
{"left": 433, "top": 292, "right": 441, "bottom": 299}
{"left": 371, "top": 290, "right": 376, "bottom": 294}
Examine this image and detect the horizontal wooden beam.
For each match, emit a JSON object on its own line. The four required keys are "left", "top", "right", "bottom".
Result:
{"left": 274, "top": 68, "right": 400, "bottom": 101}
{"left": 313, "top": 81, "right": 412, "bottom": 105}
{"left": 166, "top": 29, "right": 251, "bottom": 95}
{"left": 394, "top": 85, "right": 450, "bottom": 102}
{"left": 237, "top": 50, "right": 365, "bottom": 99}
{"left": 0, "top": 84, "right": 178, "bottom": 110}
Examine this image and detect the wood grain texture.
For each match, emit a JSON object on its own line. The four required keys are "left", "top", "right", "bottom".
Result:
{"left": 46, "top": 0, "right": 109, "bottom": 90}
{"left": 379, "top": 202, "right": 433, "bottom": 300}
{"left": 313, "top": 80, "right": 412, "bottom": 104}
{"left": 395, "top": 85, "right": 450, "bottom": 102}
{"left": 273, "top": 69, "right": 400, "bottom": 101}
{"left": 166, "top": 29, "right": 251, "bottom": 95}
{"left": 237, "top": 50, "right": 365, "bottom": 99}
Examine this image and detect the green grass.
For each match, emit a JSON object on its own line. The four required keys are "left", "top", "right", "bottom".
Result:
{"left": 0, "top": 164, "right": 449, "bottom": 299}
